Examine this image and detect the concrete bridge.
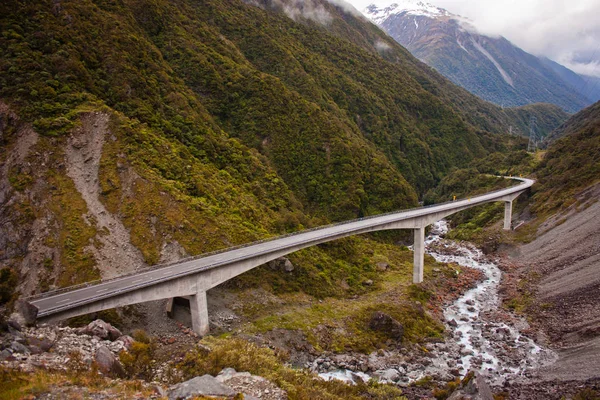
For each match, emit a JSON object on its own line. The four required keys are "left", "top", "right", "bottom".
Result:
{"left": 29, "top": 178, "right": 534, "bottom": 335}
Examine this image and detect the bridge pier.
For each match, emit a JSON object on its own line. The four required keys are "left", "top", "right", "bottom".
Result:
{"left": 188, "top": 291, "right": 209, "bottom": 336}
{"left": 413, "top": 227, "right": 425, "bottom": 284}
{"left": 504, "top": 201, "right": 513, "bottom": 230}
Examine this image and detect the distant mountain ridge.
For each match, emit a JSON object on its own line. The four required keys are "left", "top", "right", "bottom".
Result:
{"left": 365, "top": 1, "right": 595, "bottom": 112}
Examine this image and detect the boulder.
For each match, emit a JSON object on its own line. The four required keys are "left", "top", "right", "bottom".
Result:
{"left": 376, "top": 262, "right": 389, "bottom": 271}
{"left": 8, "top": 300, "right": 38, "bottom": 327}
{"left": 79, "top": 319, "right": 122, "bottom": 341}
{"left": 374, "top": 368, "right": 401, "bottom": 382}
{"left": 168, "top": 375, "right": 236, "bottom": 400}
{"left": 28, "top": 337, "right": 53, "bottom": 352}
{"left": 10, "top": 341, "right": 30, "bottom": 355}
{"left": 95, "top": 345, "right": 126, "bottom": 378}
{"left": 216, "top": 368, "right": 286, "bottom": 399}
{"left": 0, "top": 349, "right": 12, "bottom": 361}
{"left": 368, "top": 311, "right": 404, "bottom": 341}
{"left": 116, "top": 335, "right": 135, "bottom": 350}
{"left": 447, "top": 371, "right": 494, "bottom": 400}
{"left": 267, "top": 257, "right": 294, "bottom": 273}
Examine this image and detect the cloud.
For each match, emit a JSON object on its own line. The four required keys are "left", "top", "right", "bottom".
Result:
{"left": 325, "top": 0, "right": 364, "bottom": 17}
{"left": 273, "top": 0, "right": 333, "bottom": 25}
{"left": 374, "top": 39, "right": 392, "bottom": 52}
{"left": 561, "top": 60, "right": 600, "bottom": 78}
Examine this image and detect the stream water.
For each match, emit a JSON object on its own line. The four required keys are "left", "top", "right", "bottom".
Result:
{"left": 319, "top": 220, "right": 556, "bottom": 386}
{"left": 422, "top": 220, "right": 555, "bottom": 385}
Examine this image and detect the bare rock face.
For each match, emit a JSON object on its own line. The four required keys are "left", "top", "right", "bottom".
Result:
{"left": 267, "top": 257, "right": 294, "bottom": 273}
{"left": 168, "top": 375, "right": 236, "bottom": 400}
{"left": 8, "top": 300, "right": 38, "bottom": 327}
{"left": 368, "top": 311, "right": 404, "bottom": 341}
{"left": 78, "top": 319, "right": 122, "bottom": 341}
{"left": 95, "top": 345, "right": 126, "bottom": 378}
{"left": 447, "top": 371, "right": 494, "bottom": 400}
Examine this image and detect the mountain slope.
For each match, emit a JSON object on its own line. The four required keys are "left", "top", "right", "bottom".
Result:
{"left": 531, "top": 101, "right": 600, "bottom": 216}
{"left": 365, "top": 2, "right": 592, "bottom": 113}
{"left": 539, "top": 58, "right": 600, "bottom": 103}
{"left": 0, "top": 0, "right": 564, "bottom": 297}
{"left": 509, "top": 101, "right": 600, "bottom": 389}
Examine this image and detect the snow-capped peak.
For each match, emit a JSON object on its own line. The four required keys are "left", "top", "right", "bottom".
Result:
{"left": 364, "top": 1, "right": 451, "bottom": 24}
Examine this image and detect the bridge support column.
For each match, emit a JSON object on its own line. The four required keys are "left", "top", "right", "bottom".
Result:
{"left": 504, "top": 201, "right": 513, "bottom": 230}
{"left": 165, "top": 298, "right": 174, "bottom": 318}
{"left": 189, "top": 290, "right": 209, "bottom": 336}
{"left": 413, "top": 227, "right": 425, "bottom": 284}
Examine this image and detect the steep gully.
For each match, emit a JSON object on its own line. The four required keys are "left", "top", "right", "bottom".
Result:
{"left": 320, "top": 220, "right": 557, "bottom": 386}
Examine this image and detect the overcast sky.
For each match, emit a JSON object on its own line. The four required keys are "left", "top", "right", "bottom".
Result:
{"left": 343, "top": 0, "right": 600, "bottom": 77}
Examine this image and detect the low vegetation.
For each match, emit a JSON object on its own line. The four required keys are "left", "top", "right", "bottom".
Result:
{"left": 0, "top": 364, "right": 155, "bottom": 400}
{"left": 530, "top": 101, "right": 600, "bottom": 218}
{"left": 179, "top": 337, "right": 407, "bottom": 400}
{"left": 238, "top": 250, "right": 469, "bottom": 354}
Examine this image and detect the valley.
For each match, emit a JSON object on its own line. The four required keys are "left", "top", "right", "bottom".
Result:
{"left": 0, "top": 0, "right": 599, "bottom": 398}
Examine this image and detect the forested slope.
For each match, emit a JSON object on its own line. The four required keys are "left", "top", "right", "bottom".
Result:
{"left": 0, "top": 0, "right": 563, "bottom": 298}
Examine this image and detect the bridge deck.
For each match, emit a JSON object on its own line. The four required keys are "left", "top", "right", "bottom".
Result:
{"left": 30, "top": 178, "right": 534, "bottom": 319}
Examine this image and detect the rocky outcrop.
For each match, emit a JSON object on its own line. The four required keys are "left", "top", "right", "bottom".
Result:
{"left": 368, "top": 311, "right": 404, "bottom": 341}
{"left": 267, "top": 257, "right": 294, "bottom": 273}
{"left": 167, "top": 369, "right": 287, "bottom": 400}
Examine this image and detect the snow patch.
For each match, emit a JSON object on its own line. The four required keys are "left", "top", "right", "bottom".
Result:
{"left": 364, "top": 0, "right": 451, "bottom": 25}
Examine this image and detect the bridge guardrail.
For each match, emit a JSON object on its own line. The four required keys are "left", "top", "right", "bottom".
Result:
{"left": 26, "top": 177, "right": 531, "bottom": 301}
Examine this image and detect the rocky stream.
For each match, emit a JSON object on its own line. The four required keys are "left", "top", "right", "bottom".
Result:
{"left": 317, "top": 220, "right": 557, "bottom": 387}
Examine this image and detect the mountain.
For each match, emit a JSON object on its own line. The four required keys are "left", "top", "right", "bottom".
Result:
{"left": 532, "top": 100, "right": 600, "bottom": 216}
{"left": 539, "top": 57, "right": 600, "bottom": 103}
{"left": 365, "top": 1, "right": 593, "bottom": 113}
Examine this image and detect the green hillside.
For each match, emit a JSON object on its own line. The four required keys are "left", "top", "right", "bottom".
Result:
{"left": 0, "top": 0, "right": 564, "bottom": 296}
{"left": 531, "top": 101, "right": 600, "bottom": 216}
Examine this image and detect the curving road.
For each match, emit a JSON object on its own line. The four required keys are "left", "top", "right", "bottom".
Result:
{"left": 30, "top": 177, "right": 534, "bottom": 320}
